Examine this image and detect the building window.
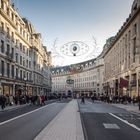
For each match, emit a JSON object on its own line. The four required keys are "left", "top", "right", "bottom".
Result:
{"left": 1, "top": 0, "right": 4, "bottom": 10}
{"left": 23, "top": 45, "right": 25, "bottom": 53}
{"left": 29, "top": 49, "right": 32, "bottom": 57}
{"left": 11, "top": 32, "right": 14, "bottom": 42}
{"left": 26, "top": 60, "right": 28, "bottom": 68}
{"left": 23, "top": 71, "right": 25, "bottom": 78}
{"left": 1, "top": 60, "right": 4, "bottom": 76}
{"left": 134, "top": 24, "right": 137, "bottom": 35}
{"left": 11, "top": 48, "right": 14, "bottom": 59}
{"left": 20, "top": 43, "right": 22, "bottom": 51}
{"left": 15, "top": 53, "right": 18, "bottom": 63}
{"left": 27, "top": 72, "right": 29, "bottom": 80}
{"left": 26, "top": 48, "right": 29, "bottom": 56}
{"left": 20, "top": 56, "right": 22, "bottom": 65}
{"left": 29, "top": 73, "right": 31, "bottom": 80}
{"left": 1, "top": 22, "right": 4, "bottom": 33}
{"left": 11, "top": 12, "right": 14, "bottom": 21}
{"left": 11, "top": 65, "right": 14, "bottom": 78}
{"left": 20, "top": 70, "right": 22, "bottom": 79}
{"left": 20, "top": 27, "right": 22, "bottom": 35}
{"left": 23, "top": 58, "right": 25, "bottom": 66}
{"left": 7, "top": 63, "right": 10, "bottom": 78}
{"left": 29, "top": 61, "right": 31, "bottom": 68}
{"left": 6, "top": 44, "right": 10, "bottom": 56}
{"left": 7, "top": 7, "right": 10, "bottom": 16}
{"left": 133, "top": 37, "right": 136, "bottom": 63}
{"left": 1, "top": 40, "right": 4, "bottom": 53}
{"left": 7, "top": 27, "right": 10, "bottom": 38}
{"left": 16, "top": 68, "right": 18, "bottom": 78}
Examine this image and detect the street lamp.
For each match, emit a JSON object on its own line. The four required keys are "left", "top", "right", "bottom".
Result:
{"left": 24, "top": 77, "right": 27, "bottom": 95}
{"left": 0, "top": 79, "right": 2, "bottom": 95}
{"left": 138, "top": 79, "right": 140, "bottom": 111}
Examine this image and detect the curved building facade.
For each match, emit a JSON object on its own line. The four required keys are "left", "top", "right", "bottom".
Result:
{"left": 51, "top": 55, "right": 104, "bottom": 97}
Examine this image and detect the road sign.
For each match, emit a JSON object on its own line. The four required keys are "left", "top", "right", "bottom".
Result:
{"left": 66, "top": 79, "right": 74, "bottom": 84}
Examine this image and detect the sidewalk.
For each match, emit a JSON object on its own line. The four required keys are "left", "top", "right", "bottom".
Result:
{"left": 111, "top": 103, "right": 140, "bottom": 114}
{"left": 34, "top": 99, "right": 84, "bottom": 140}
{"left": 0, "top": 99, "right": 58, "bottom": 112}
{"left": 0, "top": 104, "right": 28, "bottom": 112}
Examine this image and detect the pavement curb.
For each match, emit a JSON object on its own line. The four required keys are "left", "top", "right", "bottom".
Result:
{"left": 77, "top": 100, "right": 88, "bottom": 140}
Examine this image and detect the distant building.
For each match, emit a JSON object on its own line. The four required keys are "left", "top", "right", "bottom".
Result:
{"left": 51, "top": 55, "right": 104, "bottom": 97}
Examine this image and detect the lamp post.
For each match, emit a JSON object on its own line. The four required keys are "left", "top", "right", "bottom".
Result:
{"left": 0, "top": 79, "right": 2, "bottom": 95}
{"left": 24, "top": 77, "right": 27, "bottom": 95}
{"left": 138, "top": 79, "right": 140, "bottom": 111}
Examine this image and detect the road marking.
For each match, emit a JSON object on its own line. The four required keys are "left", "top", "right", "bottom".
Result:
{"left": 103, "top": 123, "right": 120, "bottom": 129}
{"left": 0, "top": 103, "right": 56, "bottom": 126}
{"left": 109, "top": 113, "right": 140, "bottom": 131}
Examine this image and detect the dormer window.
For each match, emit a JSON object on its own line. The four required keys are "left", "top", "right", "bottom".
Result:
{"left": 1, "top": 0, "right": 4, "bottom": 9}
{"left": 7, "top": 7, "right": 10, "bottom": 16}
{"left": 133, "top": 4, "right": 137, "bottom": 10}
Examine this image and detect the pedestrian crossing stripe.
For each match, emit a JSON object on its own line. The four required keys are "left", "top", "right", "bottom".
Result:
{"left": 103, "top": 123, "right": 120, "bottom": 129}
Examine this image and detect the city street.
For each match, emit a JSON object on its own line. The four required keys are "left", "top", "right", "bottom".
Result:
{"left": 0, "top": 100, "right": 69, "bottom": 140}
{"left": 78, "top": 100, "right": 140, "bottom": 140}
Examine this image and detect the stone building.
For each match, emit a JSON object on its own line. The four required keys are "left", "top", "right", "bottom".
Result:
{"left": 103, "top": 0, "right": 140, "bottom": 97}
{"left": 0, "top": 0, "right": 52, "bottom": 96}
{"left": 51, "top": 56, "right": 104, "bottom": 97}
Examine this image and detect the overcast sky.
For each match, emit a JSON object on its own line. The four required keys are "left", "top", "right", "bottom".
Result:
{"left": 11, "top": 0, "right": 133, "bottom": 66}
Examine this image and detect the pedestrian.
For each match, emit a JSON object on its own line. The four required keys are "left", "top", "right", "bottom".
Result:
{"left": 0, "top": 95, "right": 6, "bottom": 110}
{"left": 81, "top": 94, "right": 85, "bottom": 104}
{"left": 91, "top": 95, "right": 94, "bottom": 103}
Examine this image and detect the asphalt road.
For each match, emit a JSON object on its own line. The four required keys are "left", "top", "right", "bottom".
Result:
{"left": 0, "top": 100, "right": 69, "bottom": 140}
{"left": 78, "top": 99, "right": 140, "bottom": 140}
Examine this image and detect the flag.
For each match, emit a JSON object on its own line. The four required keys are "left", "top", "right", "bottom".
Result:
{"left": 119, "top": 77, "right": 129, "bottom": 88}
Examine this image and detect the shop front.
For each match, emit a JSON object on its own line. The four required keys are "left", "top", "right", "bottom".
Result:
{"left": 1, "top": 83, "right": 13, "bottom": 96}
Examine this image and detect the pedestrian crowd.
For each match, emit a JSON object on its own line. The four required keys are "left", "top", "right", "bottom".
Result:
{"left": 79, "top": 93, "right": 140, "bottom": 106}
{"left": 99, "top": 94, "right": 140, "bottom": 105}
{"left": 0, "top": 94, "right": 47, "bottom": 110}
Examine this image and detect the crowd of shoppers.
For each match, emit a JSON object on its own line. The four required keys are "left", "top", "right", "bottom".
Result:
{"left": 0, "top": 94, "right": 48, "bottom": 110}
{"left": 99, "top": 94, "right": 140, "bottom": 105}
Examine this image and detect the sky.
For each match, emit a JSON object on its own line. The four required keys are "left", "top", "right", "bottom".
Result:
{"left": 11, "top": 0, "right": 133, "bottom": 66}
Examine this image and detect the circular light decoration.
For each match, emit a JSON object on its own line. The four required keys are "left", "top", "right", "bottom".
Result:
{"left": 60, "top": 41, "right": 89, "bottom": 57}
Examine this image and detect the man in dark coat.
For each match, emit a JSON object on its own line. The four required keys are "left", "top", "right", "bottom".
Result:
{"left": 0, "top": 95, "right": 6, "bottom": 110}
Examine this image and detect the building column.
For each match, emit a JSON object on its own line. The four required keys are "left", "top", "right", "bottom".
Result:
{"left": 13, "top": 83, "right": 15, "bottom": 96}
{"left": 137, "top": 70, "right": 140, "bottom": 97}
{"left": 129, "top": 72, "right": 132, "bottom": 97}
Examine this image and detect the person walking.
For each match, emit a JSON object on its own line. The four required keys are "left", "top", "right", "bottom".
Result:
{"left": 0, "top": 95, "right": 6, "bottom": 110}
{"left": 91, "top": 95, "right": 95, "bottom": 103}
{"left": 81, "top": 94, "right": 85, "bottom": 104}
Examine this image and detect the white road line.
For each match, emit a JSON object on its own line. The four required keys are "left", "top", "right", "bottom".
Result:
{"left": 103, "top": 123, "right": 120, "bottom": 129}
{"left": 109, "top": 113, "right": 140, "bottom": 131}
{"left": 0, "top": 103, "right": 56, "bottom": 126}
